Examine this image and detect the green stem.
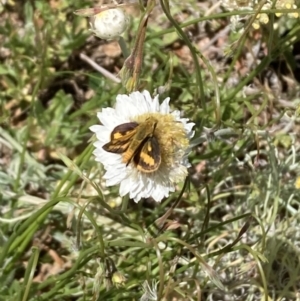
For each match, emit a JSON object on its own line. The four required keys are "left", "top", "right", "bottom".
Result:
{"left": 159, "top": 0, "right": 205, "bottom": 111}
{"left": 118, "top": 36, "right": 129, "bottom": 59}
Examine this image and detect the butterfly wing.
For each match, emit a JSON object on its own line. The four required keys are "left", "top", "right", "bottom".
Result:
{"left": 134, "top": 136, "right": 161, "bottom": 173}
{"left": 102, "top": 122, "right": 139, "bottom": 154}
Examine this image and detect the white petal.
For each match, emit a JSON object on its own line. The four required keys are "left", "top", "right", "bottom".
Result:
{"left": 93, "top": 140, "right": 105, "bottom": 149}
{"left": 90, "top": 124, "right": 102, "bottom": 133}
{"left": 104, "top": 166, "right": 127, "bottom": 185}
{"left": 134, "top": 92, "right": 152, "bottom": 114}
{"left": 97, "top": 152, "right": 120, "bottom": 167}
{"left": 171, "top": 110, "right": 181, "bottom": 119}
{"left": 115, "top": 94, "right": 141, "bottom": 119}
{"left": 185, "top": 122, "right": 195, "bottom": 132}
{"left": 119, "top": 177, "right": 132, "bottom": 196}
{"left": 141, "top": 90, "right": 152, "bottom": 105}
{"left": 160, "top": 97, "right": 170, "bottom": 114}
{"left": 151, "top": 185, "right": 171, "bottom": 202}
{"left": 92, "top": 127, "right": 110, "bottom": 142}
{"left": 97, "top": 109, "right": 120, "bottom": 129}
{"left": 150, "top": 94, "right": 160, "bottom": 112}
{"left": 129, "top": 92, "right": 150, "bottom": 115}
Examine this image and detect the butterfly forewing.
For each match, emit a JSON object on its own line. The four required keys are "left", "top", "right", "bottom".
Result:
{"left": 102, "top": 122, "right": 138, "bottom": 154}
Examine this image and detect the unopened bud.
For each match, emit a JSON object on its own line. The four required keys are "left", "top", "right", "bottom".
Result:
{"left": 119, "top": 54, "right": 139, "bottom": 92}
{"left": 89, "top": 8, "right": 129, "bottom": 40}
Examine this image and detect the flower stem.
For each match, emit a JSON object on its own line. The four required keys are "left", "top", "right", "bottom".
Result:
{"left": 118, "top": 36, "right": 130, "bottom": 59}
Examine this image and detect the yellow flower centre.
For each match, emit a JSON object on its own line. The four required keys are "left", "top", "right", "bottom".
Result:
{"left": 132, "top": 112, "right": 189, "bottom": 170}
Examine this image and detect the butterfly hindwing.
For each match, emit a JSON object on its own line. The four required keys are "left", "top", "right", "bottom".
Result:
{"left": 134, "top": 136, "right": 161, "bottom": 173}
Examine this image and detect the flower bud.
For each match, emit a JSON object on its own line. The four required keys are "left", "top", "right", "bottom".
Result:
{"left": 89, "top": 8, "right": 129, "bottom": 40}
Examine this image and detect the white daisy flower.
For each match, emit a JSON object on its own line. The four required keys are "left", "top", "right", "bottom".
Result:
{"left": 90, "top": 90, "right": 194, "bottom": 203}
{"left": 140, "top": 280, "right": 158, "bottom": 301}
{"left": 89, "top": 8, "right": 129, "bottom": 40}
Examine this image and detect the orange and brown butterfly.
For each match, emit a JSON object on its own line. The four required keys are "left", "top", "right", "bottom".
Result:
{"left": 102, "top": 116, "right": 161, "bottom": 173}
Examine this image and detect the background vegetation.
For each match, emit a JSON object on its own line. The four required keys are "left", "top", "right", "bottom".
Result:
{"left": 1, "top": 0, "right": 300, "bottom": 300}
